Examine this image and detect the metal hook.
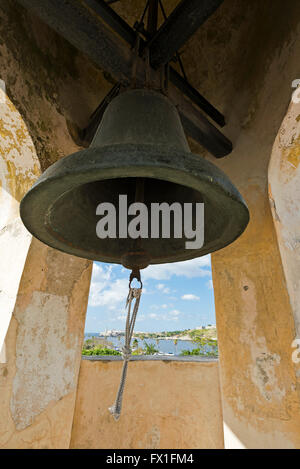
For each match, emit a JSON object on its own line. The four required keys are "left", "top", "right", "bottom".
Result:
{"left": 129, "top": 269, "right": 143, "bottom": 289}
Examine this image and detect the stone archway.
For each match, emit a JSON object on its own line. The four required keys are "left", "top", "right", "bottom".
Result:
{"left": 269, "top": 92, "right": 300, "bottom": 358}
{"left": 0, "top": 75, "right": 93, "bottom": 450}
{"left": 0, "top": 1, "right": 102, "bottom": 447}
{"left": 209, "top": 24, "right": 300, "bottom": 448}
{"left": 0, "top": 86, "right": 40, "bottom": 361}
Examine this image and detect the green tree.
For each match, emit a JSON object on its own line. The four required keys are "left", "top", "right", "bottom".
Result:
{"left": 82, "top": 348, "right": 121, "bottom": 356}
{"left": 180, "top": 336, "right": 218, "bottom": 358}
{"left": 143, "top": 341, "right": 159, "bottom": 355}
{"left": 132, "top": 338, "right": 139, "bottom": 350}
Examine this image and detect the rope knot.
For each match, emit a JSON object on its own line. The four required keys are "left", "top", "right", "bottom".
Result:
{"left": 121, "top": 346, "right": 132, "bottom": 361}
{"left": 131, "top": 288, "right": 142, "bottom": 299}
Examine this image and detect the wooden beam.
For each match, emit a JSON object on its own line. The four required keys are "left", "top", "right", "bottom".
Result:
{"left": 147, "top": 0, "right": 159, "bottom": 36}
{"left": 85, "top": 0, "right": 225, "bottom": 126}
{"left": 149, "top": 0, "right": 224, "bottom": 69}
{"left": 16, "top": 0, "right": 231, "bottom": 158}
{"left": 17, "top": 0, "right": 133, "bottom": 84}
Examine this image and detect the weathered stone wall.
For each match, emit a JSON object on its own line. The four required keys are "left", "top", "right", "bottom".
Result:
{"left": 70, "top": 359, "right": 224, "bottom": 449}
{"left": 0, "top": 89, "right": 40, "bottom": 360}
{"left": 0, "top": 240, "right": 92, "bottom": 448}
{"left": 0, "top": 1, "right": 100, "bottom": 448}
{"left": 269, "top": 95, "right": 300, "bottom": 341}
{"left": 200, "top": 0, "right": 300, "bottom": 449}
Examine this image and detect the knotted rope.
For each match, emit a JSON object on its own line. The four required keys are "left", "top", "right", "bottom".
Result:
{"left": 109, "top": 275, "right": 142, "bottom": 421}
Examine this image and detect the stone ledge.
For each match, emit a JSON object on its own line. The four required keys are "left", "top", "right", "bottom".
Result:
{"left": 82, "top": 355, "right": 218, "bottom": 363}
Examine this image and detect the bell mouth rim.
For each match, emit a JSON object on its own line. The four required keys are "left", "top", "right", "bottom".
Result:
{"left": 20, "top": 143, "right": 250, "bottom": 265}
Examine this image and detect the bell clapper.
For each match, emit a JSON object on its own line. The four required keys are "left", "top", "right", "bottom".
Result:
{"left": 134, "top": 177, "right": 145, "bottom": 204}
{"left": 109, "top": 268, "right": 143, "bottom": 420}
{"left": 121, "top": 176, "right": 151, "bottom": 271}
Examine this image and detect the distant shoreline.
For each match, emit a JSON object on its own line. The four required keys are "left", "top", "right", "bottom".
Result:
{"left": 147, "top": 335, "right": 193, "bottom": 341}
{"left": 86, "top": 333, "right": 194, "bottom": 341}
{"left": 86, "top": 328, "right": 217, "bottom": 343}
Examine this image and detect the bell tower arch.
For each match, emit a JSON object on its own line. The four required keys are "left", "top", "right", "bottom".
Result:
{"left": 0, "top": 84, "right": 40, "bottom": 361}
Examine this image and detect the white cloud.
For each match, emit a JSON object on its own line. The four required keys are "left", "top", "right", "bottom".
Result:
{"left": 206, "top": 279, "right": 213, "bottom": 290}
{"left": 150, "top": 303, "right": 169, "bottom": 311}
{"left": 142, "top": 256, "right": 211, "bottom": 281}
{"left": 169, "top": 309, "right": 181, "bottom": 317}
{"left": 92, "top": 263, "right": 113, "bottom": 282}
{"left": 156, "top": 283, "right": 170, "bottom": 294}
{"left": 149, "top": 313, "right": 159, "bottom": 319}
{"left": 89, "top": 277, "right": 129, "bottom": 307}
{"left": 162, "top": 309, "right": 180, "bottom": 321}
{"left": 89, "top": 262, "right": 135, "bottom": 309}
{"left": 89, "top": 264, "right": 129, "bottom": 309}
{"left": 136, "top": 314, "right": 146, "bottom": 322}
{"left": 115, "top": 314, "right": 126, "bottom": 322}
{"left": 144, "top": 309, "right": 182, "bottom": 322}
{"left": 181, "top": 294, "right": 200, "bottom": 301}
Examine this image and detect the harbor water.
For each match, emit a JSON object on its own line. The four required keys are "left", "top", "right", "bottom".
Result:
{"left": 84, "top": 333, "right": 216, "bottom": 356}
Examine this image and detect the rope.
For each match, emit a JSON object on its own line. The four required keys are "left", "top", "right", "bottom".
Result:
{"left": 108, "top": 284, "right": 142, "bottom": 421}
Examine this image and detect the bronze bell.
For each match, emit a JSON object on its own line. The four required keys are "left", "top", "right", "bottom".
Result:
{"left": 20, "top": 89, "right": 249, "bottom": 269}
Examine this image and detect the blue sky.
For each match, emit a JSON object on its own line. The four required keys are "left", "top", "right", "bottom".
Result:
{"left": 85, "top": 256, "right": 216, "bottom": 333}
